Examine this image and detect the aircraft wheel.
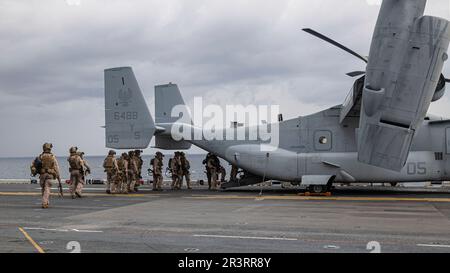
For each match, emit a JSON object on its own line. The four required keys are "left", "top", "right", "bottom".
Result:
{"left": 311, "top": 185, "right": 326, "bottom": 194}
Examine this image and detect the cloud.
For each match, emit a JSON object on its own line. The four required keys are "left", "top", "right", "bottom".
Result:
{"left": 0, "top": 0, "right": 448, "bottom": 157}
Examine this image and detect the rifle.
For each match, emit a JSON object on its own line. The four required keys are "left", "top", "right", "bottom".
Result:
{"left": 80, "top": 165, "right": 90, "bottom": 183}
{"left": 165, "top": 167, "right": 173, "bottom": 178}
{"left": 57, "top": 175, "right": 64, "bottom": 197}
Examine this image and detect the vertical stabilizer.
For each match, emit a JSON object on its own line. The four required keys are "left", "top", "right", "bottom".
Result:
{"left": 104, "top": 67, "right": 155, "bottom": 149}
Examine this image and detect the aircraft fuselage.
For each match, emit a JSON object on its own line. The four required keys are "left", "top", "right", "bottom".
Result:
{"left": 160, "top": 105, "right": 450, "bottom": 184}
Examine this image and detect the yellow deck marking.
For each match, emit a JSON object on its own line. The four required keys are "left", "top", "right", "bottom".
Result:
{"left": 18, "top": 227, "right": 45, "bottom": 253}
{"left": 0, "top": 192, "right": 148, "bottom": 197}
{"left": 185, "top": 195, "right": 450, "bottom": 203}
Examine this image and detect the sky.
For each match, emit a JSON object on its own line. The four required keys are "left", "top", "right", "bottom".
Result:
{"left": 0, "top": 0, "right": 449, "bottom": 157}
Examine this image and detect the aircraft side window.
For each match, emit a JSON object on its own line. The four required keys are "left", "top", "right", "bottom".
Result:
{"left": 314, "top": 130, "right": 332, "bottom": 151}
{"left": 319, "top": 136, "right": 328, "bottom": 144}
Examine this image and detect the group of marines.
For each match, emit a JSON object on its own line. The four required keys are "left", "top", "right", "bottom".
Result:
{"left": 103, "top": 150, "right": 144, "bottom": 194}
{"left": 30, "top": 143, "right": 91, "bottom": 208}
{"left": 31, "top": 142, "right": 241, "bottom": 209}
{"left": 203, "top": 153, "right": 226, "bottom": 190}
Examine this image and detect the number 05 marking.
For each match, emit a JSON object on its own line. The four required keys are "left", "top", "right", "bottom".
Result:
{"left": 407, "top": 162, "right": 426, "bottom": 175}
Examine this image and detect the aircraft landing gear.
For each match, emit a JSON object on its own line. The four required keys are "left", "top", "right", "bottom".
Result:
{"left": 304, "top": 185, "right": 332, "bottom": 197}
{"left": 301, "top": 176, "right": 335, "bottom": 197}
{"left": 309, "top": 185, "right": 328, "bottom": 194}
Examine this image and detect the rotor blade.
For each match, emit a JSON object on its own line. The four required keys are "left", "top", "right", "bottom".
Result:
{"left": 346, "top": 71, "right": 366, "bottom": 77}
{"left": 302, "top": 28, "right": 368, "bottom": 64}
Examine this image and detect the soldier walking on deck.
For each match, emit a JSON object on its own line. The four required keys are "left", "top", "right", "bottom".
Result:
{"left": 79, "top": 151, "right": 91, "bottom": 185}
{"left": 207, "top": 154, "right": 218, "bottom": 190}
{"left": 170, "top": 152, "right": 182, "bottom": 190}
{"left": 202, "top": 153, "right": 212, "bottom": 189}
{"left": 31, "top": 143, "right": 61, "bottom": 208}
{"left": 127, "top": 151, "right": 139, "bottom": 193}
{"left": 230, "top": 164, "right": 239, "bottom": 182}
{"left": 68, "top": 147, "right": 85, "bottom": 199}
{"left": 117, "top": 153, "right": 129, "bottom": 194}
{"left": 180, "top": 152, "right": 192, "bottom": 190}
{"left": 103, "top": 150, "right": 118, "bottom": 194}
{"left": 133, "top": 150, "right": 143, "bottom": 192}
{"left": 151, "top": 152, "right": 164, "bottom": 191}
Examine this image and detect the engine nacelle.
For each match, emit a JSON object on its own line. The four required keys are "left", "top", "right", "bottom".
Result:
{"left": 432, "top": 74, "right": 446, "bottom": 102}
{"left": 358, "top": 0, "right": 450, "bottom": 172}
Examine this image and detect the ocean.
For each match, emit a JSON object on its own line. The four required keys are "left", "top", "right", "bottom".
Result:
{"left": 0, "top": 154, "right": 229, "bottom": 181}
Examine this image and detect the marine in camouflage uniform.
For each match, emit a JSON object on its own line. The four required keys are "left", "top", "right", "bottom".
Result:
{"left": 170, "top": 152, "right": 182, "bottom": 190}
{"left": 133, "top": 150, "right": 143, "bottom": 191}
{"left": 79, "top": 152, "right": 91, "bottom": 183}
{"left": 152, "top": 152, "right": 164, "bottom": 191}
{"left": 127, "top": 151, "right": 139, "bottom": 193}
{"left": 207, "top": 154, "right": 218, "bottom": 190}
{"left": 30, "top": 143, "right": 60, "bottom": 208}
{"left": 103, "top": 150, "right": 118, "bottom": 194}
{"left": 179, "top": 152, "right": 192, "bottom": 190}
{"left": 202, "top": 153, "right": 212, "bottom": 189}
{"left": 230, "top": 164, "right": 239, "bottom": 182}
{"left": 116, "top": 153, "right": 129, "bottom": 194}
{"left": 67, "top": 147, "right": 85, "bottom": 199}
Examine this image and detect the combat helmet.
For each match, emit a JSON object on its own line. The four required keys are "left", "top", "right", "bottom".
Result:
{"left": 69, "top": 146, "right": 78, "bottom": 154}
{"left": 42, "top": 143, "right": 53, "bottom": 152}
{"left": 108, "top": 150, "right": 116, "bottom": 156}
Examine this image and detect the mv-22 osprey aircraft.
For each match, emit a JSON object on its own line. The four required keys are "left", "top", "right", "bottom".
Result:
{"left": 104, "top": 0, "right": 450, "bottom": 193}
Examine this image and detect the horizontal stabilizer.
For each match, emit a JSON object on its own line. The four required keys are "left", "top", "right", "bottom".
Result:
{"left": 154, "top": 135, "right": 191, "bottom": 150}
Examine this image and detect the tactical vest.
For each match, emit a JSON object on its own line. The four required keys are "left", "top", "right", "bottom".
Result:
{"left": 40, "top": 153, "right": 56, "bottom": 174}
{"left": 68, "top": 155, "right": 82, "bottom": 170}
{"left": 207, "top": 158, "right": 216, "bottom": 169}
{"left": 117, "top": 159, "right": 126, "bottom": 171}
{"left": 104, "top": 156, "right": 115, "bottom": 169}
{"left": 128, "top": 158, "right": 136, "bottom": 171}
{"left": 181, "top": 158, "right": 190, "bottom": 171}
{"left": 137, "top": 157, "right": 143, "bottom": 168}
{"left": 154, "top": 158, "right": 162, "bottom": 171}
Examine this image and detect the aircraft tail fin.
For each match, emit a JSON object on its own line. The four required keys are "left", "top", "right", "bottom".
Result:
{"left": 154, "top": 83, "right": 192, "bottom": 150}
{"left": 104, "top": 67, "right": 155, "bottom": 149}
{"left": 155, "top": 83, "right": 192, "bottom": 124}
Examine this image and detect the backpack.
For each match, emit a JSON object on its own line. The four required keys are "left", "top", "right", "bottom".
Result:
{"left": 68, "top": 155, "right": 81, "bottom": 170}
{"left": 104, "top": 156, "right": 114, "bottom": 169}
{"left": 31, "top": 157, "right": 42, "bottom": 176}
